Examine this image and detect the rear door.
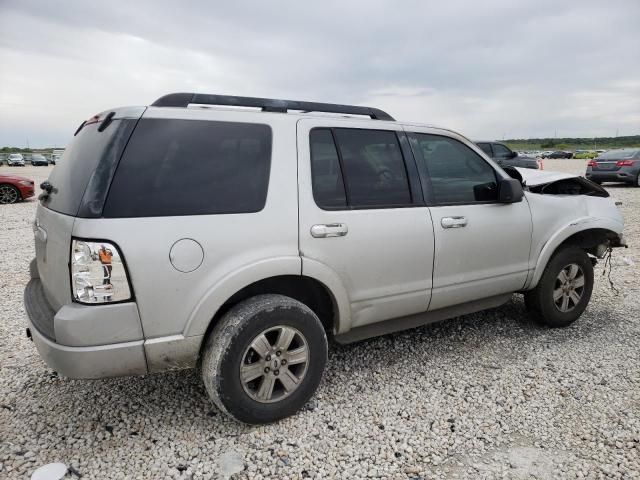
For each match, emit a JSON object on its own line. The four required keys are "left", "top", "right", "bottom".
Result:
{"left": 407, "top": 129, "right": 532, "bottom": 311}
{"left": 297, "top": 119, "right": 434, "bottom": 331}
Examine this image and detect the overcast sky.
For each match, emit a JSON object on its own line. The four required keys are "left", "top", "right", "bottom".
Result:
{"left": 1, "top": 0, "right": 639, "bottom": 148}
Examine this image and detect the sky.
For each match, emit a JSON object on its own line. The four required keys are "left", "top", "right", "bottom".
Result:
{"left": 1, "top": 0, "right": 639, "bottom": 148}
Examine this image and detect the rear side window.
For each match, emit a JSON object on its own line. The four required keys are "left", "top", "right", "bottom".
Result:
{"left": 413, "top": 134, "right": 498, "bottom": 204}
{"left": 310, "top": 129, "right": 347, "bottom": 208}
{"left": 492, "top": 143, "right": 512, "bottom": 159}
{"left": 477, "top": 143, "right": 492, "bottom": 156}
{"left": 309, "top": 128, "right": 413, "bottom": 209}
{"left": 104, "top": 119, "right": 272, "bottom": 217}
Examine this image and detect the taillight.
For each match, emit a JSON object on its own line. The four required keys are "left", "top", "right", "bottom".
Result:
{"left": 71, "top": 239, "right": 132, "bottom": 304}
{"left": 587, "top": 160, "right": 597, "bottom": 167}
{"left": 616, "top": 160, "right": 635, "bottom": 167}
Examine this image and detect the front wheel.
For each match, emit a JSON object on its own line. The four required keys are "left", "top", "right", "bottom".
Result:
{"left": 524, "top": 247, "right": 594, "bottom": 327}
{"left": 201, "top": 294, "right": 328, "bottom": 424}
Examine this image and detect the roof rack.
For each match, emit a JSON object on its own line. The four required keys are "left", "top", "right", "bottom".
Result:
{"left": 151, "top": 93, "right": 395, "bottom": 121}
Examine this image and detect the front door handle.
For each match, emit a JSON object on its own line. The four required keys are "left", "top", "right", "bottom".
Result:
{"left": 441, "top": 216, "right": 467, "bottom": 229}
{"left": 310, "top": 223, "right": 348, "bottom": 238}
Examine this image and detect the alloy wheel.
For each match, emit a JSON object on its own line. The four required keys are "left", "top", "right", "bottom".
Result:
{"left": 553, "top": 263, "right": 585, "bottom": 313}
{"left": 0, "top": 185, "right": 19, "bottom": 204}
{"left": 240, "top": 325, "right": 309, "bottom": 403}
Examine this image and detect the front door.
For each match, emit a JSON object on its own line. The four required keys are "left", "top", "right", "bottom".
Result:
{"left": 407, "top": 130, "right": 532, "bottom": 311}
{"left": 297, "top": 119, "right": 435, "bottom": 331}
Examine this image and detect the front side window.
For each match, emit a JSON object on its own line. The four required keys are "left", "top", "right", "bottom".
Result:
{"left": 492, "top": 143, "right": 512, "bottom": 159}
{"left": 309, "top": 128, "right": 413, "bottom": 209}
{"left": 104, "top": 119, "right": 272, "bottom": 217}
{"left": 413, "top": 134, "right": 498, "bottom": 205}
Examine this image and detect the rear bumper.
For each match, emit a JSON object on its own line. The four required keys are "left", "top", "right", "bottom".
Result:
{"left": 23, "top": 277, "right": 148, "bottom": 378}
{"left": 586, "top": 169, "right": 636, "bottom": 183}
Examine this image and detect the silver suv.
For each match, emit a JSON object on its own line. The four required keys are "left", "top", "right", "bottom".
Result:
{"left": 24, "top": 93, "right": 625, "bottom": 424}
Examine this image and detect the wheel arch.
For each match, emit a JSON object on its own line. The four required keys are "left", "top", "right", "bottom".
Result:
{"left": 189, "top": 272, "right": 345, "bottom": 358}
{"left": 527, "top": 221, "right": 624, "bottom": 289}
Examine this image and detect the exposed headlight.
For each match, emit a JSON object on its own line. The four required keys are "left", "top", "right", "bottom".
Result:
{"left": 71, "top": 239, "right": 132, "bottom": 304}
{"left": 18, "top": 180, "right": 31, "bottom": 186}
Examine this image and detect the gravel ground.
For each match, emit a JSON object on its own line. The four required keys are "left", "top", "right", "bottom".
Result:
{"left": 1, "top": 161, "right": 638, "bottom": 479}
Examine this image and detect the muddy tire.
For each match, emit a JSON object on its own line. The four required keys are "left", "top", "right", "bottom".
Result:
{"left": 524, "top": 247, "right": 594, "bottom": 328}
{"left": 201, "top": 294, "right": 327, "bottom": 424}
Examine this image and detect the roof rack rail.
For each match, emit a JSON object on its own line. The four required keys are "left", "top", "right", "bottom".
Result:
{"left": 151, "top": 93, "right": 395, "bottom": 121}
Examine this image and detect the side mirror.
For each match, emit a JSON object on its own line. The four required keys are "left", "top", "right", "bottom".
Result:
{"left": 510, "top": 150, "right": 518, "bottom": 158}
{"left": 498, "top": 178, "right": 524, "bottom": 203}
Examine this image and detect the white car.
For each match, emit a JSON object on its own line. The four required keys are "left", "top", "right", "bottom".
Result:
{"left": 24, "top": 93, "right": 625, "bottom": 424}
{"left": 7, "top": 153, "right": 25, "bottom": 166}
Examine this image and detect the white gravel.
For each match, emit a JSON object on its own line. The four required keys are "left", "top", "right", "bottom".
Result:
{"left": 1, "top": 161, "right": 638, "bottom": 479}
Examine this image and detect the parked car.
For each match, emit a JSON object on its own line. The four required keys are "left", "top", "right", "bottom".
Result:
{"left": 50, "top": 154, "right": 61, "bottom": 165}
{"left": 24, "top": 93, "right": 626, "bottom": 424}
{"left": 7, "top": 153, "right": 25, "bottom": 166}
{"left": 586, "top": 148, "right": 640, "bottom": 186}
{"left": 542, "top": 151, "right": 573, "bottom": 159}
{"left": 0, "top": 173, "right": 35, "bottom": 204}
{"left": 475, "top": 141, "right": 540, "bottom": 169}
{"left": 30, "top": 154, "right": 49, "bottom": 166}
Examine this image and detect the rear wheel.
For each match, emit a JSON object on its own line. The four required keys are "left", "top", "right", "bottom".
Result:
{"left": 524, "top": 247, "right": 594, "bottom": 327}
{"left": 201, "top": 294, "right": 328, "bottom": 424}
{"left": 0, "top": 184, "right": 20, "bottom": 204}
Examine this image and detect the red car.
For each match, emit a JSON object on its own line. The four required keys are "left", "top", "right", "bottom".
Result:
{"left": 0, "top": 173, "right": 35, "bottom": 204}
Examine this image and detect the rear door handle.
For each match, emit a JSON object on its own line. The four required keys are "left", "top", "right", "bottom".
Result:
{"left": 441, "top": 216, "right": 467, "bottom": 229}
{"left": 310, "top": 223, "right": 348, "bottom": 238}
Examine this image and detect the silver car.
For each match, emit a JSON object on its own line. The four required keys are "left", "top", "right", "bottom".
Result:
{"left": 24, "top": 93, "right": 626, "bottom": 424}
{"left": 7, "top": 153, "right": 25, "bottom": 166}
{"left": 586, "top": 148, "right": 640, "bottom": 187}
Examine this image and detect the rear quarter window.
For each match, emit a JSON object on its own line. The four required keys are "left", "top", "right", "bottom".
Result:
{"left": 103, "top": 119, "right": 272, "bottom": 217}
{"left": 43, "top": 119, "right": 137, "bottom": 217}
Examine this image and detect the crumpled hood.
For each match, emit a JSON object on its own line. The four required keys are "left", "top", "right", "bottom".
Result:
{"left": 514, "top": 167, "right": 578, "bottom": 186}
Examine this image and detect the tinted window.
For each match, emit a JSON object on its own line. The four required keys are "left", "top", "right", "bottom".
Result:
{"left": 310, "top": 129, "right": 347, "bottom": 208}
{"left": 43, "top": 119, "right": 137, "bottom": 216}
{"left": 414, "top": 134, "right": 498, "bottom": 204}
{"left": 104, "top": 119, "right": 271, "bottom": 217}
{"left": 477, "top": 143, "right": 492, "bottom": 156}
{"left": 492, "top": 143, "right": 512, "bottom": 158}
{"left": 333, "top": 129, "right": 411, "bottom": 207}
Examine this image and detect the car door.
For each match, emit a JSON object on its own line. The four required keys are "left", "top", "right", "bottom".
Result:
{"left": 297, "top": 119, "right": 435, "bottom": 332}
{"left": 407, "top": 129, "right": 532, "bottom": 311}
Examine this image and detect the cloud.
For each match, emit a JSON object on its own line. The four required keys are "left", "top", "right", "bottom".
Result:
{"left": 0, "top": 0, "right": 638, "bottom": 147}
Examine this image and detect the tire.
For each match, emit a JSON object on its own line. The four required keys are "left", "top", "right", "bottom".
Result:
{"left": 201, "top": 294, "right": 328, "bottom": 424}
{"left": 634, "top": 173, "right": 640, "bottom": 188}
{"left": 0, "top": 184, "right": 21, "bottom": 204}
{"left": 524, "top": 246, "right": 594, "bottom": 328}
